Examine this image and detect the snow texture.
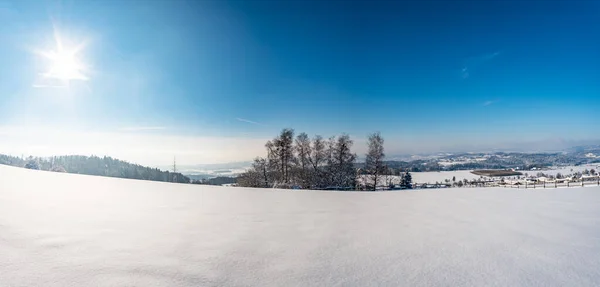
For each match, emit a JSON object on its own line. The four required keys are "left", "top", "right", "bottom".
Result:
{"left": 411, "top": 170, "right": 482, "bottom": 183}
{"left": 358, "top": 171, "right": 483, "bottom": 186}
{"left": 1, "top": 164, "right": 600, "bottom": 286}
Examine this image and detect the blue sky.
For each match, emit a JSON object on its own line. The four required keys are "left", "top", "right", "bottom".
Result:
{"left": 0, "top": 0, "right": 598, "bottom": 164}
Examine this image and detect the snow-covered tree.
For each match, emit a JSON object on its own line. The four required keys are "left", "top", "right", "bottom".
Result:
{"left": 365, "top": 132, "right": 385, "bottom": 191}
{"left": 265, "top": 129, "right": 296, "bottom": 185}
{"left": 308, "top": 135, "right": 327, "bottom": 188}
{"left": 401, "top": 171, "right": 413, "bottom": 189}
{"left": 294, "top": 132, "right": 311, "bottom": 187}
{"left": 238, "top": 157, "right": 274, "bottom": 188}
{"left": 331, "top": 134, "right": 357, "bottom": 189}
{"left": 24, "top": 159, "right": 40, "bottom": 170}
{"left": 324, "top": 136, "right": 337, "bottom": 187}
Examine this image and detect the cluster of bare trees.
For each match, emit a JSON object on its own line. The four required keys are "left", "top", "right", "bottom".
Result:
{"left": 238, "top": 129, "right": 358, "bottom": 189}
{"left": 238, "top": 129, "right": 404, "bottom": 191}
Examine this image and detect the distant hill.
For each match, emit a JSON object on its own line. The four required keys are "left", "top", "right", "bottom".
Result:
{"left": 354, "top": 149, "right": 600, "bottom": 173}
{"left": 161, "top": 162, "right": 251, "bottom": 177}
{"left": 191, "top": 176, "right": 237, "bottom": 186}
{"left": 0, "top": 154, "right": 190, "bottom": 183}
{"left": 186, "top": 174, "right": 214, "bottom": 181}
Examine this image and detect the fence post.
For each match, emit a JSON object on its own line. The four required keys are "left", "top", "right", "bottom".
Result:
{"left": 544, "top": 182, "right": 546, "bottom": 188}
{"left": 555, "top": 182, "right": 557, "bottom": 188}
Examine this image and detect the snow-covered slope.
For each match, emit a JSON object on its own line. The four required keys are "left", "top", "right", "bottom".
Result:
{"left": 1, "top": 164, "right": 600, "bottom": 286}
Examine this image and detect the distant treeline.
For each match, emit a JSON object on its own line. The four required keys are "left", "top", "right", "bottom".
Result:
{"left": 192, "top": 176, "right": 237, "bottom": 186}
{"left": 472, "top": 170, "right": 523, "bottom": 177}
{"left": 0, "top": 154, "right": 190, "bottom": 183}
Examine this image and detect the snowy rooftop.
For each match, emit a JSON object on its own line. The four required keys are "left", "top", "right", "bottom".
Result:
{"left": 1, "top": 164, "right": 600, "bottom": 286}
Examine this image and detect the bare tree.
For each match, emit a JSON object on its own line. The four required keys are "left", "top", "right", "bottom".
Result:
{"left": 238, "top": 157, "right": 271, "bottom": 187}
{"left": 308, "top": 135, "right": 327, "bottom": 188}
{"left": 385, "top": 167, "right": 394, "bottom": 189}
{"left": 325, "top": 136, "right": 337, "bottom": 187}
{"left": 266, "top": 129, "right": 295, "bottom": 186}
{"left": 365, "top": 132, "right": 385, "bottom": 191}
{"left": 265, "top": 140, "right": 281, "bottom": 182}
{"left": 294, "top": 132, "right": 311, "bottom": 187}
{"left": 331, "top": 134, "right": 357, "bottom": 189}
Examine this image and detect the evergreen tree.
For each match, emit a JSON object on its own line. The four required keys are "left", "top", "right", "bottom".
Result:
{"left": 401, "top": 171, "right": 413, "bottom": 189}
{"left": 24, "top": 159, "right": 40, "bottom": 170}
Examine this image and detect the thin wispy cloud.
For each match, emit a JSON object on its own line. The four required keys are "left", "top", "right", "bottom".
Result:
{"left": 461, "top": 51, "right": 501, "bottom": 79}
{"left": 118, "top": 126, "right": 166, "bottom": 132}
{"left": 32, "top": 76, "right": 69, "bottom": 88}
{"left": 236, "top": 118, "right": 264, "bottom": 126}
{"left": 483, "top": 100, "right": 498, "bottom": 106}
{"left": 32, "top": 84, "right": 67, "bottom": 88}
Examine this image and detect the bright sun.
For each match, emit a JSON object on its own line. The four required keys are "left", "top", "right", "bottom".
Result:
{"left": 35, "top": 27, "right": 89, "bottom": 86}
{"left": 43, "top": 49, "right": 87, "bottom": 81}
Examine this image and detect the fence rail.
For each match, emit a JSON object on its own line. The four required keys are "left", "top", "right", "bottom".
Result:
{"left": 406, "top": 179, "right": 600, "bottom": 190}
{"left": 502, "top": 180, "right": 600, "bottom": 189}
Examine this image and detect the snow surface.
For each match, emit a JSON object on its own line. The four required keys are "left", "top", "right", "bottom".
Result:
{"left": 2, "top": 164, "right": 600, "bottom": 286}
{"left": 411, "top": 170, "right": 482, "bottom": 184}
{"left": 359, "top": 170, "right": 483, "bottom": 186}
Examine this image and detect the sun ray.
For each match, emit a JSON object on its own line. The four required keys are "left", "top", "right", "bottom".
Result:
{"left": 33, "top": 25, "right": 90, "bottom": 88}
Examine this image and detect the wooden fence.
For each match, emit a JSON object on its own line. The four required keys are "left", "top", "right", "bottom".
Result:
{"left": 502, "top": 179, "right": 600, "bottom": 189}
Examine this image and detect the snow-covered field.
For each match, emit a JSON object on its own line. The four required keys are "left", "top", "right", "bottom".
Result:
{"left": 411, "top": 170, "right": 482, "bottom": 183}
{"left": 2, "top": 164, "right": 600, "bottom": 286}
{"left": 408, "top": 165, "right": 600, "bottom": 184}
{"left": 359, "top": 170, "right": 483, "bottom": 186}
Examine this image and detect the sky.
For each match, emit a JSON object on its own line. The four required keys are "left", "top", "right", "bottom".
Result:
{"left": 0, "top": 0, "right": 598, "bottom": 166}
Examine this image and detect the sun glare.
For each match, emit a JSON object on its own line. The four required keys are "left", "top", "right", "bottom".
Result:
{"left": 43, "top": 49, "right": 87, "bottom": 81}
{"left": 34, "top": 27, "right": 89, "bottom": 87}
